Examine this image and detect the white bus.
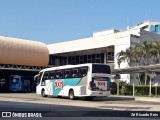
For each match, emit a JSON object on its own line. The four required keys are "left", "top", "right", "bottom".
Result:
{"left": 35, "top": 63, "right": 111, "bottom": 100}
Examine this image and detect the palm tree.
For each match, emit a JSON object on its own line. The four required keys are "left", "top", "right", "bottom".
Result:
{"left": 132, "top": 47, "right": 143, "bottom": 85}
{"left": 116, "top": 41, "right": 160, "bottom": 85}
{"left": 134, "top": 41, "right": 153, "bottom": 85}
{"left": 132, "top": 46, "right": 142, "bottom": 65}
{"left": 116, "top": 50, "right": 126, "bottom": 68}
{"left": 135, "top": 41, "right": 153, "bottom": 65}
{"left": 125, "top": 47, "right": 134, "bottom": 65}
{"left": 116, "top": 47, "right": 134, "bottom": 68}
{"left": 151, "top": 41, "right": 160, "bottom": 63}
{"left": 117, "top": 56, "right": 125, "bottom": 68}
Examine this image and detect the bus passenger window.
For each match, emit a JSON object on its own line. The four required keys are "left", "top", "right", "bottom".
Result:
{"left": 50, "top": 71, "right": 55, "bottom": 79}
{"left": 71, "top": 69, "right": 78, "bottom": 78}
{"left": 64, "top": 70, "right": 70, "bottom": 78}
{"left": 55, "top": 71, "right": 63, "bottom": 79}
{"left": 43, "top": 72, "right": 50, "bottom": 80}
{"left": 79, "top": 68, "right": 88, "bottom": 77}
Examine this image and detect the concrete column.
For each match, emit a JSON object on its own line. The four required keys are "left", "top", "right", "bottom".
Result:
{"left": 149, "top": 73, "right": 152, "bottom": 97}
{"left": 117, "top": 82, "right": 119, "bottom": 95}
{"left": 133, "top": 83, "right": 135, "bottom": 96}
{"left": 67, "top": 56, "right": 68, "bottom": 64}
{"left": 104, "top": 52, "right": 107, "bottom": 64}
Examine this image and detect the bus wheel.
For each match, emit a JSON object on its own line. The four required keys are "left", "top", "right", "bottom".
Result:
{"left": 41, "top": 89, "right": 47, "bottom": 97}
{"left": 69, "top": 90, "right": 75, "bottom": 100}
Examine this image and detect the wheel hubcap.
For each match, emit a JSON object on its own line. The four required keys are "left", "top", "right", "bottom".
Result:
{"left": 70, "top": 92, "right": 73, "bottom": 98}
{"left": 42, "top": 91, "right": 45, "bottom": 96}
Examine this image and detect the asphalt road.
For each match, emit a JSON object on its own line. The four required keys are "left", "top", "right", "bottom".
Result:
{"left": 0, "top": 101, "right": 159, "bottom": 120}
{"left": 0, "top": 93, "right": 160, "bottom": 120}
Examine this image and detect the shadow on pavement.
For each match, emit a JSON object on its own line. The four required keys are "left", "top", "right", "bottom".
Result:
{"left": 0, "top": 101, "right": 159, "bottom": 120}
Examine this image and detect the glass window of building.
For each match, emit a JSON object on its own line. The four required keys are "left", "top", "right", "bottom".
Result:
{"left": 71, "top": 56, "right": 76, "bottom": 65}
{"left": 87, "top": 54, "right": 92, "bottom": 63}
{"left": 76, "top": 56, "right": 79, "bottom": 64}
{"left": 107, "top": 52, "right": 114, "bottom": 61}
{"left": 84, "top": 55, "right": 87, "bottom": 63}
{"left": 100, "top": 53, "right": 104, "bottom": 63}
{"left": 79, "top": 56, "right": 83, "bottom": 64}
{"left": 92, "top": 54, "right": 96, "bottom": 63}
{"left": 95, "top": 54, "right": 101, "bottom": 63}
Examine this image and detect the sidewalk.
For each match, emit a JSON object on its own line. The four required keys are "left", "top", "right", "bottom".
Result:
{"left": 110, "top": 95, "right": 160, "bottom": 102}
{"left": 135, "top": 96, "right": 160, "bottom": 102}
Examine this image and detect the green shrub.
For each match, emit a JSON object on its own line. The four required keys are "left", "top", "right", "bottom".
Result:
{"left": 120, "top": 85, "right": 132, "bottom": 95}
{"left": 120, "top": 85, "right": 127, "bottom": 95}
{"left": 110, "top": 81, "right": 128, "bottom": 95}
{"left": 110, "top": 84, "right": 160, "bottom": 96}
{"left": 110, "top": 82, "right": 117, "bottom": 95}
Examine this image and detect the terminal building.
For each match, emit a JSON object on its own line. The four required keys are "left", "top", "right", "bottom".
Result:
{"left": 47, "top": 21, "right": 160, "bottom": 84}
{"left": 0, "top": 36, "right": 49, "bottom": 92}
{"left": 0, "top": 20, "right": 160, "bottom": 92}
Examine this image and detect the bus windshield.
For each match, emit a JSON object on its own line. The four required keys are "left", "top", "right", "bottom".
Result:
{"left": 35, "top": 73, "right": 42, "bottom": 85}
{"left": 92, "top": 64, "right": 110, "bottom": 74}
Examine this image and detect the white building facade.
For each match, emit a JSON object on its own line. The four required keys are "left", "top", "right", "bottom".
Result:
{"left": 47, "top": 21, "right": 160, "bottom": 84}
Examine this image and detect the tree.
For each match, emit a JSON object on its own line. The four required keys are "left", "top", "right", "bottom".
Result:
{"left": 132, "top": 47, "right": 143, "bottom": 85}
{"left": 116, "top": 41, "right": 158, "bottom": 85}
{"left": 135, "top": 41, "right": 152, "bottom": 65}
{"left": 135, "top": 41, "right": 153, "bottom": 85}
{"left": 117, "top": 56, "right": 125, "bottom": 68}
{"left": 116, "top": 47, "right": 134, "bottom": 68}
{"left": 116, "top": 50, "right": 125, "bottom": 68}
{"left": 151, "top": 41, "right": 160, "bottom": 63}
{"left": 132, "top": 46, "right": 142, "bottom": 65}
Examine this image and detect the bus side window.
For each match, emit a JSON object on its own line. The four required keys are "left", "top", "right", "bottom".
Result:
{"left": 79, "top": 67, "right": 88, "bottom": 77}
{"left": 42, "top": 72, "right": 50, "bottom": 86}
{"left": 64, "top": 69, "right": 71, "bottom": 78}
{"left": 50, "top": 71, "right": 55, "bottom": 79}
{"left": 55, "top": 70, "right": 63, "bottom": 79}
{"left": 71, "top": 69, "right": 78, "bottom": 78}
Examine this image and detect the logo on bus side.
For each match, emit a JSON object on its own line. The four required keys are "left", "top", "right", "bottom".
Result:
{"left": 98, "top": 82, "right": 106, "bottom": 86}
{"left": 54, "top": 80, "right": 64, "bottom": 89}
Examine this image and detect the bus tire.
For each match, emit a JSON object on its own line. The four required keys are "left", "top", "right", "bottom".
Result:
{"left": 41, "top": 89, "right": 47, "bottom": 97}
{"left": 69, "top": 89, "right": 75, "bottom": 100}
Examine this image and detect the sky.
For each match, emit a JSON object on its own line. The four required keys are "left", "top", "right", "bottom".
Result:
{"left": 0, "top": 0, "right": 160, "bottom": 44}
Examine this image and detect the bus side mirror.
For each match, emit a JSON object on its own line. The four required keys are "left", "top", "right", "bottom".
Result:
{"left": 34, "top": 74, "right": 39, "bottom": 81}
{"left": 34, "top": 77, "right": 37, "bottom": 82}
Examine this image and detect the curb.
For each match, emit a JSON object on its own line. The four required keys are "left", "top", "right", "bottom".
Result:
{"left": 135, "top": 97, "right": 160, "bottom": 102}
{"left": 110, "top": 95, "right": 160, "bottom": 102}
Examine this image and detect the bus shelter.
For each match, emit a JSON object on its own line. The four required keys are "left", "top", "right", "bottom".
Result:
{"left": 112, "top": 64, "right": 160, "bottom": 96}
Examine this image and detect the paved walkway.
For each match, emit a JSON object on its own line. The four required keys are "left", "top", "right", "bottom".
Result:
{"left": 0, "top": 93, "right": 159, "bottom": 103}
{"left": 0, "top": 93, "right": 160, "bottom": 111}
{"left": 111, "top": 95, "right": 160, "bottom": 102}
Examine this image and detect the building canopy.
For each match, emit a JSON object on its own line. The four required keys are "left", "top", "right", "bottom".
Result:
{"left": 112, "top": 64, "right": 160, "bottom": 74}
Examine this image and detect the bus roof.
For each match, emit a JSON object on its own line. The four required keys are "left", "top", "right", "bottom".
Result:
{"left": 39, "top": 63, "right": 110, "bottom": 72}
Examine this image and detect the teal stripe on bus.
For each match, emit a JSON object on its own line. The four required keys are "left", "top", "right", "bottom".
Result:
{"left": 51, "top": 78, "right": 82, "bottom": 96}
